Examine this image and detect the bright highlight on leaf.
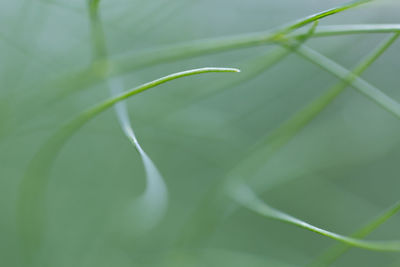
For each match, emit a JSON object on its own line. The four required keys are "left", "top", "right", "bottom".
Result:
{"left": 229, "top": 182, "right": 400, "bottom": 252}
{"left": 108, "top": 77, "right": 168, "bottom": 231}
{"left": 17, "top": 66, "right": 240, "bottom": 262}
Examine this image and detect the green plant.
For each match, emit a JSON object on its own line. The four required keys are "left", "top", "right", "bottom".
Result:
{"left": 5, "top": 0, "right": 400, "bottom": 266}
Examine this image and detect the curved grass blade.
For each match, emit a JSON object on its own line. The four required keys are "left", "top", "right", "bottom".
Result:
{"left": 225, "top": 33, "right": 399, "bottom": 184}
{"left": 108, "top": 78, "right": 168, "bottom": 231}
{"left": 280, "top": 0, "right": 371, "bottom": 34}
{"left": 229, "top": 182, "right": 400, "bottom": 252}
{"left": 174, "top": 25, "right": 397, "bottom": 248}
{"left": 44, "top": 0, "right": 369, "bottom": 99}
{"left": 88, "top": 0, "right": 169, "bottom": 231}
{"left": 24, "top": 23, "right": 400, "bottom": 99}
{"left": 113, "top": 0, "right": 370, "bottom": 76}
{"left": 287, "top": 34, "right": 400, "bottom": 119}
{"left": 296, "top": 24, "right": 400, "bottom": 38}
{"left": 310, "top": 200, "right": 400, "bottom": 266}
{"left": 92, "top": 23, "right": 400, "bottom": 85}
{"left": 17, "top": 67, "right": 239, "bottom": 264}
{"left": 170, "top": 22, "right": 319, "bottom": 121}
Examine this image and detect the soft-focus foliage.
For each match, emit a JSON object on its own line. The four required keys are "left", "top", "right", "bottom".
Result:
{"left": 1, "top": 0, "right": 400, "bottom": 266}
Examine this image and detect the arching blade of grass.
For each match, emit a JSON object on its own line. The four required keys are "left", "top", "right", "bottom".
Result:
{"left": 279, "top": 0, "right": 371, "bottom": 34}
{"left": 295, "top": 24, "right": 400, "bottom": 38}
{"left": 108, "top": 78, "right": 168, "bottom": 231}
{"left": 17, "top": 67, "right": 239, "bottom": 264}
{"left": 88, "top": 23, "right": 400, "bottom": 86}
{"left": 45, "top": 0, "right": 369, "bottom": 99}
{"left": 113, "top": 0, "right": 369, "bottom": 76}
{"left": 169, "top": 22, "right": 319, "bottom": 119}
{"left": 228, "top": 182, "right": 400, "bottom": 252}
{"left": 287, "top": 34, "right": 400, "bottom": 119}
{"left": 309, "top": 200, "right": 400, "bottom": 266}
{"left": 225, "top": 34, "right": 399, "bottom": 183}
{"left": 174, "top": 33, "right": 396, "bottom": 248}
{"left": 112, "top": 22, "right": 400, "bottom": 78}
{"left": 88, "top": 0, "right": 169, "bottom": 232}
{"left": 21, "top": 23, "right": 400, "bottom": 100}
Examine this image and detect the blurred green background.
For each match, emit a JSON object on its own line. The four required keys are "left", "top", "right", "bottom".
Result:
{"left": 1, "top": 0, "right": 400, "bottom": 266}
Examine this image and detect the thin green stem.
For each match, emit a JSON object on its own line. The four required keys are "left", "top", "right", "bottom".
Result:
{"left": 170, "top": 21, "right": 320, "bottom": 119}
{"left": 173, "top": 25, "right": 397, "bottom": 249}
{"left": 225, "top": 34, "right": 399, "bottom": 183}
{"left": 87, "top": 0, "right": 170, "bottom": 233}
{"left": 100, "top": 23, "right": 400, "bottom": 81}
{"left": 17, "top": 67, "right": 239, "bottom": 263}
{"left": 310, "top": 200, "right": 400, "bottom": 266}
{"left": 27, "top": 24, "right": 400, "bottom": 96}
{"left": 229, "top": 183, "right": 400, "bottom": 252}
{"left": 280, "top": 0, "right": 371, "bottom": 34}
{"left": 88, "top": 0, "right": 108, "bottom": 63}
{"left": 47, "top": 1, "right": 372, "bottom": 98}
{"left": 289, "top": 34, "right": 400, "bottom": 119}
{"left": 296, "top": 24, "right": 400, "bottom": 38}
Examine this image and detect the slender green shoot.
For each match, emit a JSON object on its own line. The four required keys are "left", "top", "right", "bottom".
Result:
{"left": 113, "top": 0, "right": 371, "bottom": 76}
{"left": 17, "top": 67, "right": 240, "bottom": 263}
{"left": 46, "top": 0, "right": 370, "bottom": 98}
{"left": 295, "top": 24, "right": 400, "bottom": 38}
{"left": 224, "top": 34, "right": 398, "bottom": 183}
{"left": 113, "top": 22, "right": 400, "bottom": 77}
{"left": 108, "top": 78, "right": 169, "bottom": 231}
{"left": 310, "top": 200, "right": 400, "bottom": 266}
{"left": 173, "top": 21, "right": 319, "bottom": 115}
{"left": 87, "top": 0, "right": 169, "bottom": 231}
{"left": 287, "top": 34, "right": 400, "bottom": 119}
{"left": 229, "top": 182, "right": 400, "bottom": 252}
{"left": 173, "top": 24, "right": 397, "bottom": 249}
{"left": 280, "top": 0, "right": 371, "bottom": 34}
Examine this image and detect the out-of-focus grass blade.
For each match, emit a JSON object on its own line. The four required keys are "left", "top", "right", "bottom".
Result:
{"left": 45, "top": 0, "right": 370, "bottom": 98}
{"left": 89, "top": 0, "right": 169, "bottom": 232}
{"left": 108, "top": 78, "right": 168, "bottom": 231}
{"left": 227, "top": 33, "right": 399, "bottom": 183}
{"left": 290, "top": 34, "right": 400, "bottom": 119}
{"left": 17, "top": 67, "right": 240, "bottom": 264}
{"left": 174, "top": 30, "right": 399, "bottom": 251}
{"left": 310, "top": 200, "right": 400, "bottom": 266}
{"left": 229, "top": 182, "right": 400, "bottom": 252}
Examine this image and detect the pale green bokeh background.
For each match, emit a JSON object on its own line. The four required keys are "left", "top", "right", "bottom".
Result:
{"left": 1, "top": 0, "right": 400, "bottom": 266}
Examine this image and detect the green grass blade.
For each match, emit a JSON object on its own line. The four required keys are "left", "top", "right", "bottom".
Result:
{"left": 175, "top": 21, "right": 319, "bottom": 116}
{"left": 17, "top": 67, "right": 239, "bottom": 264}
{"left": 281, "top": 0, "right": 372, "bottom": 33}
{"left": 173, "top": 28, "right": 396, "bottom": 248}
{"left": 45, "top": 1, "right": 369, "bottom": 99}
{"left": 225, "top": 34, "right": 398, "bottom": 182}
{"left": 113, "top": 0, "right": 370, "bottom": 76}
{"left": 297, "top": 24, "right": 400, "bottom": 38}
{"left": 88, "top": 0, "right": 169, "bottom": 232}
{"left": 109, "top": 23, "right": 400, "bottom": 80}
{"left": 113, "top": 22, "right": 400, "bottom": 76}
{"left": 108, "top": 78, "right": 169, "bottom": 231}
{"left": 229, "top": 182, "right": 400, "bottom": 252}
{"left": 310, "top": 200, "right": 400, "bottom": 266}
{"left": 290, "top": 34, "right": 400, "bottom": 119}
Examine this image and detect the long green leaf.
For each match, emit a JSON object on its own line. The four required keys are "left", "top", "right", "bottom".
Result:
{"left": 290, "top": 34, "right": 400, "bottom": 119}
{"left": 310, "top": 200, "right": 400, "bottom": 266}
{"left": 229, "top": 183, "right": 400, "bottom": 252}
{"left": 47, "top": 0, "right": 370, "bottom": 98}
{"left": 225, "top": 34, "right": 399, "bottom": 183}
{"left": 17, "top": 67, "right": 239, "bottom": 264}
